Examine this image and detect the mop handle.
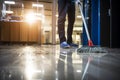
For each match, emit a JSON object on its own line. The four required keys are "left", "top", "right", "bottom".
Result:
{"left": 77, "top": 0, "right": 94, "bottom": 46}
{"left": 77, "top": 0, "right": 91, "bottom": 41}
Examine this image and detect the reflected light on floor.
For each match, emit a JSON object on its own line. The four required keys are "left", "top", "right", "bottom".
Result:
{"left": 76, "top": 70, "right": 81, "bottom": 73}
{"left": 23, "top": 46, "right": 36, "bottom": 80}
{"left": 58, "top": 53, "right": 67, "bottom": 64}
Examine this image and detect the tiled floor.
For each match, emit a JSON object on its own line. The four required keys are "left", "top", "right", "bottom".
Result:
{"left": 0, "top": 45, "right": 120, "bottom": 80}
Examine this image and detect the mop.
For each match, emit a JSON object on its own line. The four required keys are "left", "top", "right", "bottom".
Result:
{"left": 76, "top": 0, "right": 108, "bottom": 53}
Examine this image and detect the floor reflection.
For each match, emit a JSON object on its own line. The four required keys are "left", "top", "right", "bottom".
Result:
{"left": 79, "top": 53, "right": 120, "bottom": 80}
{"left": 0, "top": 45, "right": 120, "bottom": 80}
{"left": 57, "top": 48, "right": 75, "bottom": 80}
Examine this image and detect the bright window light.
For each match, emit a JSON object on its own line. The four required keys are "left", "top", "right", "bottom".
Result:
{"left": 32, "top": 4, "right": 43, "bottom": 7}
{"left": 4, "top": 1, "right": 15, "bottom": 4}
{"left": 25, "top": 11, "right": 44, "bottom": 24}
{"left": 25, "top": 12, "right": 36, "bottom": 24}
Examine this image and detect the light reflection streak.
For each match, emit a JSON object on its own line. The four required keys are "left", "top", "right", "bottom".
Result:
{"left": 22, "top": 46, "right": 47, "bottom": 80}
{"left": 23, "top": 46, "right": 36, "bottom": 80}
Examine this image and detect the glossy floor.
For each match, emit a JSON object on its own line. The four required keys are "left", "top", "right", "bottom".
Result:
{"left": 0, "top": 45, "right": 120, "bottom": 80}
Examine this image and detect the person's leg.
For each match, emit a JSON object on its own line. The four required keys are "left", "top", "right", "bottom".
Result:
{"left": 67, "top": 2, "right": 75, "bottom": 44}
{"left": 67, "top": 2, "right": 78, "bottom": 47}
{"left": 58, "top": 0, "right": 67, "bottom": 43}
{"left": 58, "top": 0, "right": 70, "bottom": 48}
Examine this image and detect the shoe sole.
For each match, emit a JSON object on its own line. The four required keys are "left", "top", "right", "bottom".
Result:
{"left": 61, "top": 46, "right": 70, "bottom": 49}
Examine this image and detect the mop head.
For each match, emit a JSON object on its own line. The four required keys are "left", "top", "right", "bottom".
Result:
{"left": 77, "top": 46, "right": 108, "bottom": 53}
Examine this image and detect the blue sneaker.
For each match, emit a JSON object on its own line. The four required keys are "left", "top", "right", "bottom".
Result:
{"left": 60, "top": 41, "right": 70, "bottom": 48}
{"left": 69, "top": 43, "right": 78, "bottom": 47}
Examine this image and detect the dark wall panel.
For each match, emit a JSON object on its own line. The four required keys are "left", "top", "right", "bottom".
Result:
{"left": 100, "top": 0, "right": 110, "bottom": 47}
{"left": 111, "top": 0, "right": 120, "bottom": 48}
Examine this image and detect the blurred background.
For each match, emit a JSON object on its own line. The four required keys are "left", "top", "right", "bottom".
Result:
{"left": 0, "top": 0, "right": 82, "bottom": 45}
